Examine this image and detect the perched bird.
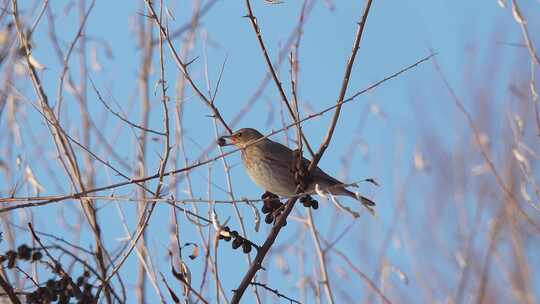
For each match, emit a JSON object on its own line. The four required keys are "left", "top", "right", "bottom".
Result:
{"left": 219, "top": 128, "right": 375, "bottom": 210}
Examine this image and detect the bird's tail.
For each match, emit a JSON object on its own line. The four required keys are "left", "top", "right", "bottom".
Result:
{"left": 330, "top": 186, "right": 376, "bottom": 214}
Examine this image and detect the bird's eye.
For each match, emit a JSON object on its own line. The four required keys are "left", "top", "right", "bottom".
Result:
{"left": 237, "top": 132, "right": 242, "bottom": 137}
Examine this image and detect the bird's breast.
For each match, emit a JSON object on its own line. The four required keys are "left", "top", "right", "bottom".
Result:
{"left": 241, "top": 147, "right": 296, "bottom": 196}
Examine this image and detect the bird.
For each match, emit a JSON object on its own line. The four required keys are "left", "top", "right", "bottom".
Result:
{"left": 218, "top": 128, "right": 375, "bottom": 210}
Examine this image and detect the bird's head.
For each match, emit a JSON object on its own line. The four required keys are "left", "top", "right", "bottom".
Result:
{"left": 218, "top": 128, "right": 264, "bottom": 148}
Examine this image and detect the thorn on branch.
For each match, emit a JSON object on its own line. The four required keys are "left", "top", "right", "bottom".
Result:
{"left": 250, "top": 282, "right": 302, "bottom": 304}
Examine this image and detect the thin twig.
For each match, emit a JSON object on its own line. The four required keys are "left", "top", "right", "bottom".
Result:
{"left": 250, "top": 282, "right": 301, "bottom": 304}
{"left": 231, "top": 2, "right": 375, "bottom": 302}
{"left": 0, "top": 53, "right": 434, "bottom": 214}
{"left": 306, "top": 209, "right": 334, "bottom": 304}
{"left": 89, "top": 77, "right": 166, "bottom": 136}
{"left": 243, "top": 0, "right": 315, "bottom": 157}
{"left": 432, "top": 55, "right": 540, "bottom": 233}
{"left": 144, "top": 0, "right": 233, "bottom": 135}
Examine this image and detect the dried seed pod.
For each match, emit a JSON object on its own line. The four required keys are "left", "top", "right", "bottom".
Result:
{"left": 31, "top": 251, "right": 43, "bottom": 262}
{"left": 311, "top": 200, "right": 319, "bottom": 209}
{"left": 17, "top": 244, "right": 32, "bottom": 260}
{"left": 83, "top": 283, "right": 92, "bottom": 292}
{"left": 300, "top": 195, "right": 310, "bottom": 203}
{"left": 264, "top": 213, "right": 274, "bottom": 224}
{"left": 77, "top": 276, "right": 85, "bottom": 286}
{"left": 232, "top": 237, "right": 244, "bottom": 250}
{"left": 261, "top": 191, "right": 274, "bottom": 199}
{"left": 261, "top": 204, "right": 272, "bottom": 214}
{"left": 26, "top": 293, "right": 36, "bottom": 304}
{"left": 45, "top": 279, "right": 56, "bottom": 290}
{"left": 242, "top": 242, "right": 252, "bottom": 253}
{"left": 270, "top": 199, "right": 282, "bottom": 209}
{"left": 59, "top": 276, "right": 69, "bottom": 289}
{"left": 58, "top": 294, "right": 69, "bottom": 304}
{"left": 231, "top": 230, "right": 239, "bottom": 238}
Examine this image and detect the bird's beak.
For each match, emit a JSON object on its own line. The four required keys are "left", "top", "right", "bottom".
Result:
{"left": 217, "top": 135, "right": 235, "bottom": 146}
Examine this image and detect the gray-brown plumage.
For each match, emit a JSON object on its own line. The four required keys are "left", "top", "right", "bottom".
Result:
{"left": 219, "top": 128, "right": 375, "bottom": 209}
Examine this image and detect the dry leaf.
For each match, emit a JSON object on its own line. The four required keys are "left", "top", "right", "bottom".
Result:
{"left": 513, "top": 148, "right": 530, "bottom": 173}
{"left": 25, "top": 166, "right": 45, "bottom": 194}
{"left": 90, "top": 45, "right": 102, "bottom": 72}
{"left": 28, "top": 55, "right": 45, "bottom": 70}
{"left": 520, "top": 181, "right": 531, "bottom": 202}
{"left": 414, "top": 149, "right": 427, "bottom": 171}
{"left": 183, "top": 242, "right": 199, "bottom": 260}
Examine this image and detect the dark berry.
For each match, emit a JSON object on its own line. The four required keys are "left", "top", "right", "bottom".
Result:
{"left": 231, "top": 230, "right": 239, "bottom": 238}
{"left": 46, "top": 279, "right": 56, "bottom": 291}
{"left": 264, "top": 213, "right": 274, "bottom": 224}
{"left": 242, "top": 242, "right": 252, "bottom": 254}
{"left": 59, "top": 294, "right": 69, "bottom": 304}
{"left": 31, "top": 251, "right": 43, "bottom": 262}
{"left": 261, "top": 204, "right": 272, "bottom": 214}
{"left": 77, "top": 276, "right": 85, "bottom": 286}
{"left": 17, "top": 244, "right": 32, "bottom": 260}
{"left": 232, "top": 237, "right": 244, "bottom": 250}
{"left": 270, "top": 199, "right": 282, "bottom": 209}
{"left": 84, "top": 283, "right": 92, "bottom": 292}
{"left": 311, "top": 200, "right": 319, "bottom": 209}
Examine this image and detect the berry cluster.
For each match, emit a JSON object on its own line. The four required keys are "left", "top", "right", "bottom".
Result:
{"left": 300, "top": 195, "right": 319, "bottom": 209}
{"left": 25, "top": 272, "right": 93, "bottom": 304}
{"left": 261, "top": 192, "right": 287, "bottom": 226}
{"left": 0, "top": 244, "right": 43, "bottom": 268}
{"left": 218, "top": 226, "right": 254, "bottom": 254}
{"left": 0, "top": 244, "right": 96, "bottom": 304}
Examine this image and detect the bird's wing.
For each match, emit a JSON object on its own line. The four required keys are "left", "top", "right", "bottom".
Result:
{"left": 266, "top": 139, "right": 344, "bottom": 185}
{"left": 264, "top": 140, "right": 295, "bottom": 165}
{"left": 309, "top": 161, "right": 344, "bottom": 185}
